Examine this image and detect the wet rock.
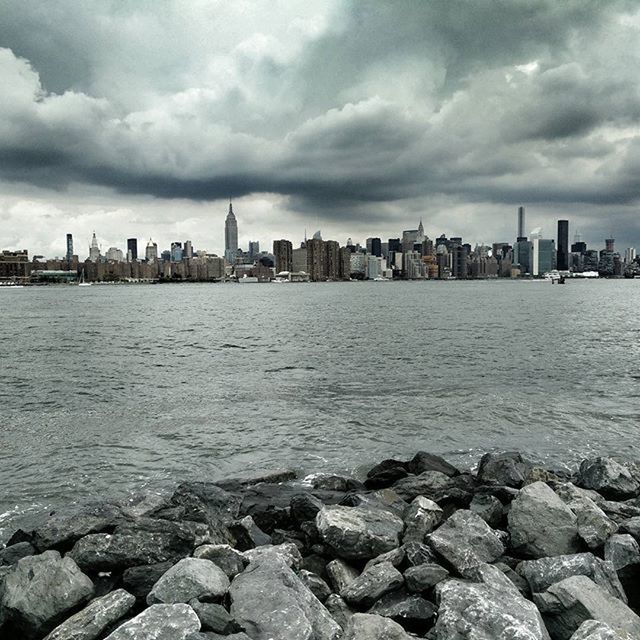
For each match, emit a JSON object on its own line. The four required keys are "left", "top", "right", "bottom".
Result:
{"left": 340, "top": 561, "right": 404, "bottom": 608}
{"left": 433, "top": 563, "right": 550, "bottom": 639}
{"left": 508, "top": 481, "right": 581, "bottom": 558}
{"left": 604, "top": 533, "right": 640, "bottom": 571}
{"left": 299, "top": 570, "right": 332, "bottom": 602}
{"left": 469, "top": 494, "right": 503, "bottom": 528}
{"left": 364, "top": 467, "right": 410, "bottom": 489}
{"left": 1, "top": 550, "right": 94, "bottom": 639}
{"left": 0, "top": 541, "right": 35, "bottom": 565}
{"left": 342, "top": 612, "right": 412, "bottom": 640}
{"left": 147, "top": 558, "right": 230, "bottom": 605}
{"left": 122, "top": 561, "right": 175, "bottom": 601}
{"left": 104, "top": 603, "right": 200, "bottom": 640}
{"left": 214, "top": 468, "right": 296, "bottom": 491}
{"left": 577, "top": 458, "right": 640, "bottom": 500}
{"left": 340, "top": 489, "right": 407, "bottom": 518}
{"left": 569, "top": 620, "right": 630, "bottom": 639}
{"left": 311, "top": 474, "right": 364, "bottom": 492}
{"left": 193, "top": 544, "right": 247, "bottom": 578}
{"left": 230, "top": 554, "right": 340, "bottom": 640}
{"left": 477, "top": 451, "right": 531, "bottom": 488}
{"left": 402, "top": 496, "right": 443, "bottom": 543}
{"left": 406, "top": 452, "right": 460, "bottom": 477}
{"left": 534, "top": 575, "right": 640, "bottom": 640}
{"left": 237, "top": 483, "right": 302, "bottom": 532}
{"left": 368, "top": 589, "right": 437, "bottom": 634}
{"left": 116, "top": 516, "right": 209, "bottom": 550}
{"left": 394, "top": 471, "right": 473, "bottom": 506}
{"left": 43, "top": 589, "right": 136, "bottom": 640}
{"left": 524, "top": 467, "right": 564, "bottom": 485}
{"left": 367, "top": 459, "right": 408, "bottom": 478}
{"left": 290, "top": 493, "right": 324, "bottom": 522}
{"left": 229, "top": 516, "right": 271, "bottom": 551}
{"left": 404, "top": 563, "right": 449, "bottom": 593}
{"left": 324, "top": 594, "right": 354, "bottom": 629}
{"left": 189, "top": 599, "right": 243, "bottom": 634}
{"left": 243, "top": 541, "right": 303, "bottom": 569}
{"left": 426, "top": 509, "right": 504, "bottom": 577}
{"left": 326, "top": 558, "right": 360, "bottom": 593}
{"left": 516, "top": 553, "right": 626, "bottom": 602}
{"left": 316, "top": 505, "right": 404, "bottom": 560}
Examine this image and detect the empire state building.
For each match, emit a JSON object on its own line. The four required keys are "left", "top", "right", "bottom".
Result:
{"left": 224, "top": 201, "right": 238, "bottom": 263}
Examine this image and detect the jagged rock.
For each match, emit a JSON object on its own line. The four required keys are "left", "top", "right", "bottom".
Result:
{"left": 338, "top": 490, "right": 406, "bottom": 518}
{"left": 553, "top": 482, "right": 605, "bottom": 505}
{"left": 243, "top": 541, "right": 303, "bottom": 569}
{"left": 368, "top": 589, "right": 437, "bottom": 634}
{"left": 326, "top": 558, "right": 360, "bottom": 593}
{"left": 604, "top": 534, "right": 640, "bottom": 571}
{"left": 193, "top": 544, "right": 247, "bottom": 578}
{"left": 43, "top": 589, "right": 136, "bottom": 640}
{"left": 237, "top": 483, "right": 305, "bottom": 532}
{"left": 115, "top": 516, "right": 211, "bottom": 552}
{"left": 214, "top": 468, "right": 296, "bottom": 491}
{"left": 290, "top": 493, "right": 324, "bottom": 522}
{"left": 311, "top": 474, "right": 364, "bottom": 492}
{"left": 1, "top": 550, "right": 94, "bottom": 639}
{"left": 474, "top": 484, "right": 521, "bottom": 503}
{"left": 229, "top": 516, "right": 271, "bottom": 551}
{"left": 619, "top": 516, "right": 640, "bottom": 539}
{"left": 340, "top": 561, "right": 404, "bottom": 607}
{"left": 569, "top": 620, "right": 632, "bottom": 639}
{"left": 230, "top": 553, "right": 340, "bottom": 640}
{"left": 516, "top": 553, "right": 626, "bottom": 602}
{"left": 271, "top": 528, "right": 305, "bottom": 548}
{"left": 367, "top": 459, "right": 408, "bottom": 478}
{"left": 342, "top": 613, "right": 413, "bottom": 640}
{"left": 364, "top": 547, "right": 405, "bottom": 571}
{"left": 404, "top": 563, "right": 449, "bottom": 592}
{"left": 393, "top": 471, "right": 473, "bottom": 505}
{"left": 493, "top": 561, "right": 530, "bottom": 596}
{"left": 426, "top": 509, "right": 504, "bottom": 577}
{"left": 299, "top": 570, "right": 332, "bottom": 602}
{"left": 316, "top": 505, "right": 404, "bottom": 560}
{"left": 534, "top": 575, "right": 640, "bottom": 640}
{"left": 433, "top": 563, "right": 551, "bottom": 639}
{"left": 508, "top": 481, "right": 581, "bottom": 558}
{"left": 577, "top": 458, "right": 640, "bottom": 500}
{"left": 600, "top": 502, "right": 640, "bottom": 524}
{"left": 162, "top": 482, "right": 240, "bottom": 525}
{"left": 104, "top": 603, "right": 200, "bottom": 640}
{"left": 325, "top": 594, "right": 354, "bottom": 629}
{"left": 147, "top": 558, "right": 229, "bottom": 605}
{"left": 403, "top": 496, "right": 443, "bottom": 543}
{"left": 186, "top": 634, "right": 251, "bottom": 640}
{"left": 365, "top": 467, "right": 410, "bottom": 489}
{"left": 477, "top": 451, "right": 531, "bottom": 488}
{"left": 0, "top": 541, "right": 35, "bottom": 565}
{"left": 189, "top": 599, "right": 243, "bottom": 634}
{"left": 406, "top": 452, "right": 460, "bottom": 477}
{"left": 469, "top": 494, "right": 503, "bottom": 528}
{"left": 524, "top": 467, "right": 564, "bottom": 485}
{"left": 122, "top": 561, "right": 175, "bottom": 601}
{"left": 402, "top": 541, "right": 438, "bottom": 566}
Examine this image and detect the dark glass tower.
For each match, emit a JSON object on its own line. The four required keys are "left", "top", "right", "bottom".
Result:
{"left": 66, "top": 234, "right": 73, "bottom": 266}
{"left": 127, "top": 238, "right": 138, "bottom": 261}
{"left": 557, "top": 220, "right": 569, "bottom": 271}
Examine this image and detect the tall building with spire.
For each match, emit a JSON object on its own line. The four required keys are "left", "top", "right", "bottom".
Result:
{"left": 418, "top": 219, "right": 425, "bottom": 242}
{"left": 224, "top": 201, "right": 238, "bottom": 263}
{"left": 89, "top": 232, "right": 101, "bottom": 263}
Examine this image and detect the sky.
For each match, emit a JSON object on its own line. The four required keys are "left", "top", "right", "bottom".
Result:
{"left": 1, "top": 0, "right": 639, "bottom": 258}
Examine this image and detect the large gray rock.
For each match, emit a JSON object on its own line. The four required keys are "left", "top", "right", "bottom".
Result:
{"left": 43, "top": 589, "right": 136, "bottom": 640}
{"left": 534, "top": 575, "right": 640, "bottom": 640}
{"left": 577, "top": 458, "right": 640, "bottom": 500}
{"left": 189, "top": 599, "right": 242, "bottom": 634}
{"left": 243, "top": 542, "right": 303, "bottom": 569}
{"left": 433, "top": 563, "right": 550, "bottom": 639}
{"left": 104, "top": 603, "right": 200, "bottom": 640}
{"left": 404, "top": 563, "right": 449, "bottom": 592}
{"left": 508, "top": 481, "right": 581, "bottom": 558}
{"left": 340, "top": 561, "right": 404, "bottom": 607}
{"left": 299, "top": 570, "right": 332, "bottom": 602}
{"left": 193, "top": 544, "right": 247, "bottom": 578}
{"left": 393, "top": 471, "right": 469, "bottom": 504}
{"left": 426, "top": 509, "right": 504, "bottom": 577}
{"left": 406, "top": 452, "right": 460, "bottom": 477}
{"left": 326, "top": 558, "right": 360, "bottom": 593}
{"left": 342, "top": 613, "right": 412, "bottom": 640}
{"left": 368, "top": 590, "right": 437, "bottom": 634}
{"left": 147, "top": 558, "right": 229, "bottom": 604}
{"left": 469, "top": 494, "right": 503, "bottom": 528}
{"left": 122, "top": 561, "right": 175, "bottom": 601}
{"left": 620, "top": 516, "right": 640, "bottom": 538}
{"left": 402, "top": 496, "right": 442, "bottom": 543}
{"left": 477, "top": 451, "right": 531, "bottom": 488}
{"left": 604, "top": 534, "right": 640, "bottom": 571}
{"left": 0, "top": 541, "right": 36, "bottom": 566}
{"left": 569, "top": 620, "right": 633, "bottom": 639}
{"left": 324, "top": 594, "right": 354, "bottom": 630}
{"left": 316, "top": 505, "right": 404, "bottom": 560}
{"left": 230, "top": 554, "right": 340, "bottom": 640}
{"left": 1, "top": 550, "right": 94, "bottom": 639}
{"left": 516, "top": 553, "right": 626, "bottom": 602}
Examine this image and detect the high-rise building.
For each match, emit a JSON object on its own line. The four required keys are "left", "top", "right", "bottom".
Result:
{"left": 66, "top": 234, "right": 73, "bottom": 266}
{"left": 517, "top": 206, "right": 526, "bottom": 240}
{"left": 325, "top": 240, "right": 340, "bottom": 280}
{"left": 248, "top": 241, "right": 260, "bottom": 260}
{"left": 292, "top": 247, "right": 307, "bottom": 273}
{"left": 532, "top": 238, "right": 555, "bottom": 276}
{"left": 224, "top": 201, "right": 238, "bottom": 263}
{"left": 451, "top": 244, "right": 468, "bottom": 279}
{"left": 273, "top": 240, "right": 293, "bottom": 273}
{"left": 106, "top": 247, "right": 124, "bottom": 262}
{"left": 557, "top": 220, "right": 569, "bottom": 271}
{"left": 127, "top": 238, "right": 138, "bottom": 262}
{"left": 306, "top": 238, "right": 326, "bottom": 281}
{"left": 513, "top": 239, "right": 532, "bottom": 274}
{"left": 417, "top": 219, "right": 425, "bottom": 242}
{"left": 171, "top": 242, "right": 183, "bottom": 262}
{"left": 184, "top": 240, "right": 193, "bottom": 259}
{"left": 605, "top": 238, "right": 615, "bottom": 253}
{"left": 145, "top": 238, "right": 158, "bottom": 262}
{"left": 89, "top": 233, "right": 101, "bottom": 263}
{"left": 625, "top": 247, "right": 636, "bottom": 264}
{"left": 366, "top": 237, "right": 382, "bottom": 257}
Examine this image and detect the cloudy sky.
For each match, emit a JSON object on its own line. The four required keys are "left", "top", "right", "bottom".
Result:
{"left": 1, "top": 0, "right": 639, "bottom": 258}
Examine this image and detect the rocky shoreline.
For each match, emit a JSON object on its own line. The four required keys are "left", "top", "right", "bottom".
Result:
{"left": 2, "top": 452, "right": 640, "bottom": 639}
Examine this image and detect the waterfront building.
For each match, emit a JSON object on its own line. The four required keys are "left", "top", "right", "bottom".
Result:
{"left": 306, "top": 238, "right": 326, "bottom": 281}
{"left": 583, "top": 250, "right": 599, "bottom": 272}
{"left": 605, "top": 238, "right": 615, "bottom": 253}
{"left": 224, "top": 201, "right": 238, "bottom": 264}
{"left": 89, "top": 233, "right": 101, "bottom": 263}
{"left": 145, "top": 239, "right": 158, "bottom": 262}
{"left": 66, "top": 234, "right": 73, "bottom": 266}
{"left": 366, "top": 254, "right": 380, "bottom": 279}
{"left": 325, "top": 240, "right": 341, "bottom": 280}
{"left": 339, "top": 247, "right": 351, "bottom": 280}
{"left": 402, "top": 229, "right": 419, "bottom": 253}
{"left": 404, "top": 251, "right": 427, "bottom": 279}
{"left": 171, "top": 242, "right": 183, "bottom": 262}
{"left": 451, "top": 243, "right": 468, "bottom": 279}
{"left": 127, "top": 238, "right": 138, "bottom": 262}
{"left": 513, "top": 239, "right": 532, "bottom": 275}
{"left": 0, "top": 250, "right": 30, "bottom": 281}
{"left": 366, "top": 237, "right": 382, "bottom": 257}
{"left": 106, "top": 247, "right": 124, "bottom": 262}
{"left": 292, "top": 247, "right": 308, "bottom": 273}
{"left": 249, "top": 241, "right": 260, "bottom": 260}
{"left": 517, "top": 206, "right": 526, "bottom": 240}
{"left": 350, "top": 252, "right": 366, "bottom": 278}
{"left": 625, "top": 247, "right": 636, "bottom": 264}
{"left": 532, "top": 237, "right": 555, "bottom": 276}
{"left": 557, "top": 220, "right": 569, "bottom": 271}
{"left": 184, "top": 240, "right": 193, "bottom": 259}
{"left": 273, "top": 239, "right": 293, "bottom": 273}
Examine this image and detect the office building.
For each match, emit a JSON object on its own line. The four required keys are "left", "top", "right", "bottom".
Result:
{"left": 532, "top": 238, "right": 555, "bottom": 276}
{"left": 224, "top": 201, "right": 238, "bottom": 263}
{"left": 451, "top": 244, "right": 468, "bottom": 279}
{"left": 248, "top": 241, "right": 260, "bottom": 260}
{"left": 325, "top": 240, "right": 340, "bottom": 280}
{"left": 106, "top": 247, "right": 124, "bottom": 262}
{"left": 625, "top": 247, "right": 636, "bottom": 264}
{"left": 292, "top": 247, "right": 307, "bottom": 273}
{"left": 145, "top": 239, "right": 158, "bottom": 262}
{"left": 127, "top": 238, "right": 138, "bottom": 262}
{"left": 273, "top": 239, "right": 293, "bottom": 273}
{"left": 183, "top": 240, "right": 193, "bottom": 259}
{"left": 366, "top": 237, "right": 382, "bottom": 257}
{"left": 66, "top": 234, "right": 73, "bottom": 266}
{"left": 513, "top": 239, "right": 532, "bottom": 274}
{"left": 605, "top": 238, "right": 615, "bottom": 253}
{"left": 557, "top": 220, "right": 569, "bottom": 271}
{"left": 171, "top": 242, "right": 183, "bottom": 262}
{"left": 517, "top": 206, "right": 526, "bottom": 240}
{"left": 306, "top": 238, "right": 326, "bottom": 281}
{"left": 89, "top": 233, "right": 101, "bottom": 263}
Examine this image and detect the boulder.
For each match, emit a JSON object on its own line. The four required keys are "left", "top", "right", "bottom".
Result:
{"left": 104, "top": 603, "right": 200, "bottom": 640}
{"left": 404, "top": 563, "right": 449, "bottom": 593}
{"left": 228, "top": 516, "right": 271, "bottom": 551}
{"left": 367, "top": 459, "right": 408, "bottom": 479}
{"left": 213, "top": 468, "right": 296, "bottom": 491}
{"left": 342, "top": 613, "right": 413, "bottom": 640}
{"left": 426, "top": 509, "right": 504, "bottom": 577}
{"left": 186, "top": 634, "right": 251, "bottom": 640}
{"left": 393, "top": 471, "right": 472, "bottom": 505}
{"left": 310, "top": 474, "right": 364, "bottom": 492}
{"left": 161, "top": 482, "right": 240, "bottom": 527}
{"left": 469, "top": 494, "right": 503, "bottom": 528}
{"left": 189, "top": 599, "right": 243, "bottom": 634}
{"left": 324, "top": 594, "right": 354, "bottom": 630}
{"left": 115, "top": 516, "right": 209, "bottom": 549}
{"left": 0, "top": 541, "right": 36, "bottom": 566}
{"left": 508, "top": 481, "right": 581, "bottom": 558}
{"left": 406, "top": 452, "right": 460, "bottom": 477}
{"left": 299, "top": 570, "right": 332, "bottom": 602}
{"left": 569, "top": 620, "right": 632, "bottom": 639}
{"left": 316, "top": 505, "right": 404, "bottom": 560}
{"left": 237, "top": 483, "right": 304, "bottom": 532}
{"left": 243, "top": 542, "right": 303, "bottom": 569}
{"left": 560, "top": 488, "right": 618, "bottom": 550}
{"left": 619, "top": 516, "right": 640, "bottom": 539}
{"left": 368, "top": 589, "right": 437, "bottom": 634}
{"left": 364, "top": 467, "right": 410, "bottom": 490}
{"left": 402, "top": 496, "right": 442, "bottom": 543}
{"left": 600, "top": 502, "right": 640, "bottom": 524}
{"left": 340, "top": 561, "right": 404, "bottom": 608}
{"left": 516, "top": 553, "right": 626, "bottom": 602}
{"left": 402, "top": 541, "right": 438, "bottom": 566}
{"left": 147, "top": 558, "right": 229, "bottom": 605}
{"left": 43, "top": 589, "right": 136, "bottom": 640}
{"left": 122, "top": 561, "right": 175, "bottom": 601}
{"left": 326, "top": 558, "right": 360, "bottom": 593}
{"left": 193, "top": 544, "right": 247, "bottom": 578}
{"left": 1, "top": 550, "right": 94, "bottom": 639}
{"left": 477, "top": 451, "right": 531, "bottom": 488}
{"left": 534, "top": 575, "right": 640, "bottom": 640}
{"left": 290, "top": 493, "right": 324, "bottom": 522}
{"left": 577, "top": 458, "right": 640, "bottom": 500}
{"left": 364, "top": 547, "right": 405, "bottom": 571}
{"left": 433, "top": 563, "right": 551, "bottom": 639}
{"left": 604, "top": 534, "right": 640, "bottom": 571}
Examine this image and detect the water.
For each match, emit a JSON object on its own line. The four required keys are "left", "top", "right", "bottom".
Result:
{"left": 1, "top": 280, "right": 639, "bottom": 538}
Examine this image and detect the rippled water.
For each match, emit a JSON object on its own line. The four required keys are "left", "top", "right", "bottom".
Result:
{"left": 1, "top": 280, "right": 639, "bottom": 538}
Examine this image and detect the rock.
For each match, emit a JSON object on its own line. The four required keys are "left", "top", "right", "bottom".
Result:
{"left": 342, "top": 612, "right": 413, "bottom": 640}
{"left": 393, "top": 471, "right": 472, "bottom": 505}
{"left": 402, "top": 541, "right": 438, "bottom": 566}
{"left": 230, "top": 554, "right": 340, "bottom": 640}
{"left": 406, "top": 452, "right": 460, "bottom": 477}
{"left": 534, "top": 575, "right": 640, "bottom": 640}
{"left": 299, "top": 570, "right": 332, "bottom": 602}
{"left": 0, "top": 541, "right": 36, "bottom": 565}
{"left": 577, "top": 458, "right": 640, "bottom": 500}
{"left": 243, "top": 541, "right": 303, "bottom": 569}
{"left": 368, "top": 589, "right": 437, "bottom": 634}
{"left": 193, "top": 544, "right": 247, "bottom": 578}
{"left": 364, "top": 546, "right": 405, "bottom": 571}
{"left": 402, "top": 496, "right": 443, "bottom": 543}
{"left": 426, "top": 509, "right": 504, "bottom": 577}
{"left": 147, "top": 558, "right": 229, "bottom": 605}
{"left": 326, "top": 558, "right": 360, "bottom": 593}
{"left": 477, "top": 451, "right": 531, "bottom": 488}
{"left": 214, "top": 468, "right": 296, "bottom": 491}
{"left": 508, "top": 481, "right": 581, "bottom": 558}
{"left": 404, "top": 563, "right": 449, "bottom": 593}
{"left": 469, "top": 494, "right": 503, "bottom": 528}
{"left": 559, "top": 487, "right": 618, "bottom": 550}
{"left": 104, "top": 603, "right": 200, "bottom": 640}
{"left": 189, "top": 599, "right": 243, "bottom": 634}
{"left": 229, "top": 516, "right": 271, "bottom": 551}
{"left": 553, "top": 482, "right": 606, "bottom": 505}
{"left": 619, "top": 516, "right": 640, "bottom": 539}
{"left": 43, "top": 589, "right": 136, "bottom": 640}
{"left": 569, "top": 620, "right": 632, "bottom": 639}
{"left": 524, "top": 467, "right": 564, "bottom": 485}
{"left": 367, "top": 459, "right": 408, "bottom": 478}
{"left": 604, "top": 534, "right": 640, "bottom": 571}
{"left": 162, "top": 481, "right": 240, "bottom": 527}
{"left": 516, "top": 553, "right": 626, "bottom": 602}
{"left": 316, "top": 505, "right": 404, "bottom": 560}
{"left": 339, "top": 490, "right": 407, "bottom": 518}
{"left": 1, "top": 550, "right": 94, "bottom": 639}
{"left": 122, "top": 561, "right": 175, "bottom": 601}
{"left": 340, "top": 561, "right": 404, "bottom": 608}
{"left": 493, "top": 562, "right": 530, "bottom": 596}
{"left": 186, "top": 634, "right": 251, "bottom": 640}
{"left": 324, "top": 594, "right": 354, "bottom": 629}
{"left": 311, "top": 474, "right": 364, "bottom": 492}
{"left": 364, "top": 467, "right": 410, "bottom": 490}
{"left": 600, "top": 501, "right": 640, "bottom": 524}
{"left": 433, "top": 563, "right": 551, "bottom": 639}
{"left": 290, "top": 493, "right": 324, "bottom": 522}
{"left": 115, "top": 516, "right": 210, "bottom": 549}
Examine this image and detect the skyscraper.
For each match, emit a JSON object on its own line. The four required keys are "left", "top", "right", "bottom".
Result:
{"left": 127, "top": 238, "right": 138, "bottom": 262}
{"left": 224, "top": 201, "right": 238, "bottom": 263}
{"left": 145, "top": 238, "right": 158, "bottom": 262}
{"left": 273, "top": 239, "right": 293, "bottom": 273}
{"left": 89, "top": 232, "right": 100, "bottom": 263}
{"left": 517, "top": 206, "right": 526, "bottom": 240}
{"left": 605, "top": 238, "right": 615, "bottom": 253}
{"left": 557, "top": 220, "right": 569, "bottom": 271}
{"left": 66, "top": 234, "right": 73, "bottom": 266}
{"left": 248, "top": 241, "right": 260, "bottom": 260}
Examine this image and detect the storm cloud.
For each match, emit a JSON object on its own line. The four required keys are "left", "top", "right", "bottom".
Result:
{"left": 1, "top": 0, "right": 639, "bottom": 256}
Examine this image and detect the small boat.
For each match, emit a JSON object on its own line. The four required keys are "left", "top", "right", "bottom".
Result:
{"left": 238, "top": 275, "right": 259, "bottom": 283}
{"left": 78, "top": 269, "right": 92, "bottom": 287}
